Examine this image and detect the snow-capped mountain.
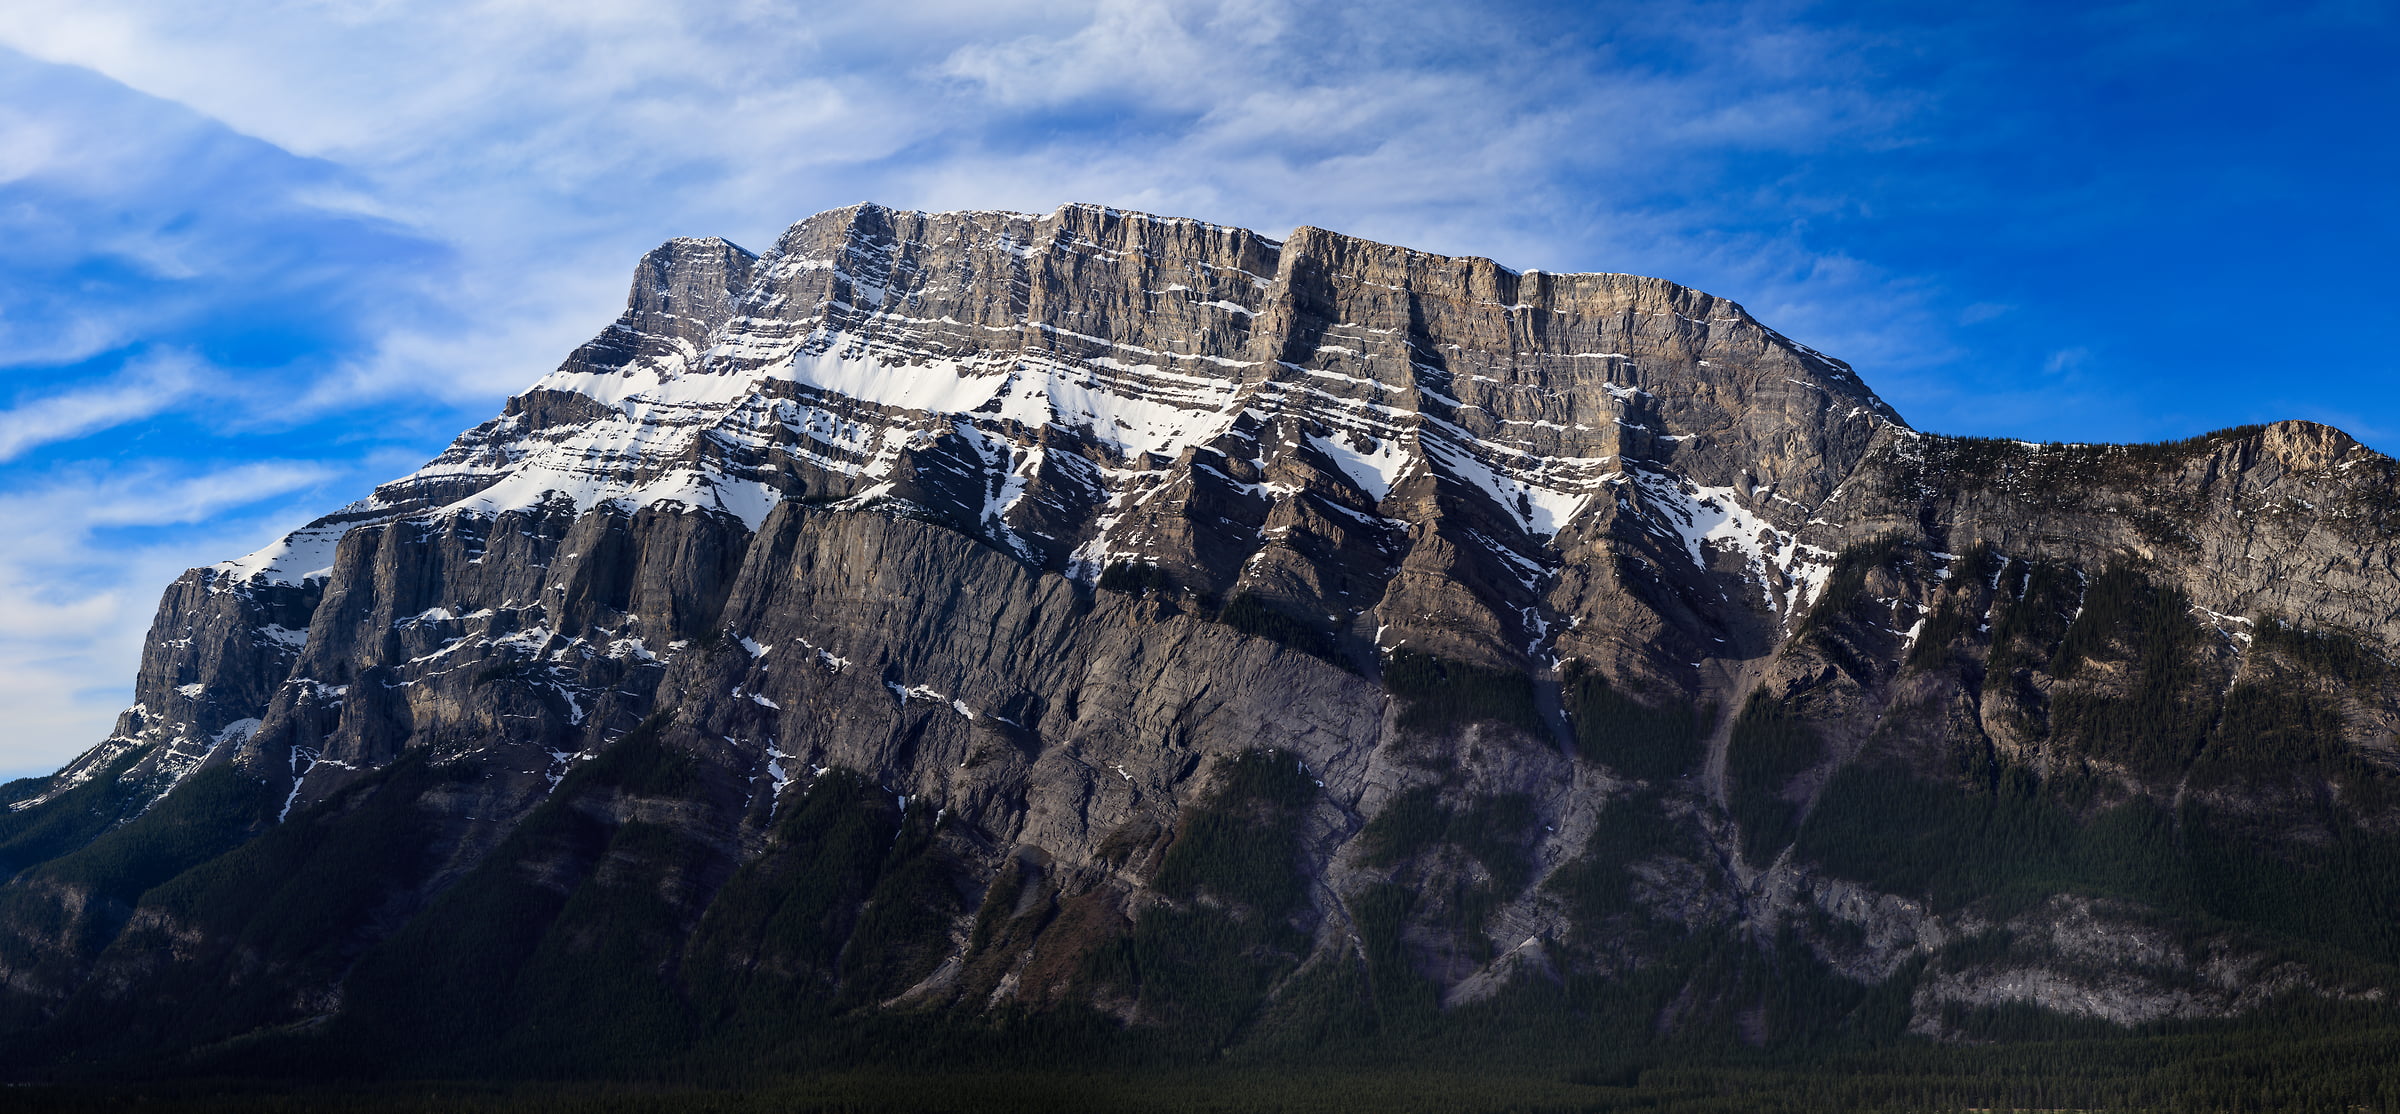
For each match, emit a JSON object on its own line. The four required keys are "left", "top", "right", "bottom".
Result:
{"left": 6, "top": 203, "right": 2400, "bottom": 1076}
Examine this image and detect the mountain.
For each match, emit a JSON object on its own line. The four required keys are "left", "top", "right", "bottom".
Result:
{"left": 2, "top": 202, "right": 2397, "bottom": 1084}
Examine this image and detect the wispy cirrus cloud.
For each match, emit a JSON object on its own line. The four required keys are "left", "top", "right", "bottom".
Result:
{"left": 0, "top": 460, "right": 341, "bottom": 777}
{"left": 1, "top": 2, "right": 1929, "bottom": 405}
{"left": 0, "top": 350, "right": 200, "bottom": 461}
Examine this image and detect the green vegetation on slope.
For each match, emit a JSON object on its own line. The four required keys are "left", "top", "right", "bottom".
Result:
{"left": 1561, "top": 664, "right": 1704, "bottom": 780}
{"left": 1095, "top": 560, "right": 1168, "bottom": 595}
{"left": 0, "top": 745, "right": 157, "bottom": 880}
{"left": 0, "top": 760, "right": 279, "bottom": 1035}
{"left": 1152, "top": 748, "right": 1318, "bottom": 916}
{"left": 1383, "top": 650, "right": 1544, "bottom": 736}
{"left": 1217, "top": 591, "right": 1344, "bottom": 665}
{"left": 1353, "top": 785, "right": 1539, "bottom": 945}
{"left": 2047, "top": 564, "right": 2217, "bottom": 772}
{"left": 1723, "top": 691, "right": 1824, "bottom": 863}
{"left": 1107, "top": 749, "right": 1321, "bottom": 1048}
{"left": 24, "top": 752, "right": 450, "bottom": 1066}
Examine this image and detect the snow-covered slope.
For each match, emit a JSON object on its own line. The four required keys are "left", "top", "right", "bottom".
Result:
{"left": 225, "top": 202, "right": 1891, "bottom": 631}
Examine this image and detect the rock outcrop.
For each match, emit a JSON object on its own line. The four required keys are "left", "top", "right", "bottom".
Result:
{"left": 1, "top": 203, "right": 2396, "bottom": 1074}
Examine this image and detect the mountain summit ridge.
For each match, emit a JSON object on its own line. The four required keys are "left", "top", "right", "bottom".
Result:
{"left": 221, "top": 201, "right": 1894, "bottom": 582}
{"left": 4, "top": 202, "right": 2398, "bottom": 1075}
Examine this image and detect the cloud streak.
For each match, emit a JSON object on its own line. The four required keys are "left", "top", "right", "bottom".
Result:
{"left": 0, "top": 350, "right": 199, "bottom": 461}
{"left": 0, "top": 460, "right": 338, "bottom": 775}
{"left": 0, "top": 2, "right": 1931, "bottom": 407}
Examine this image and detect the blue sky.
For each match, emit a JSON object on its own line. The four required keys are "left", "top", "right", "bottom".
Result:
{"left": 0, "top": 0, "right": 2393, "bottom": 774}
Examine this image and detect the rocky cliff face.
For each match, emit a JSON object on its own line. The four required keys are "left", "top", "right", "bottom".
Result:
{"left": 2, "top": 203, "right": 2396, "bottom": 1074}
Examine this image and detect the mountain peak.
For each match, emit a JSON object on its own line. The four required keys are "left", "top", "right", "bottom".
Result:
{"left": 19, "top": 204, "right": 2400, "bottom": 1079}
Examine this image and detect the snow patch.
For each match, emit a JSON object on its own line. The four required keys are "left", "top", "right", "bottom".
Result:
{"left": 216, "top": 524, "right": 345, "bottom": 588}
{"left": 1306, "top": 431, "right": 1410, "bottom": 502}
{"left": 1636, "top": 469, "right": 1834, "bottom": 617}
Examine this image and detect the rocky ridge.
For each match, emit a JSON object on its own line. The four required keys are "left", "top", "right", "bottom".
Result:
{"left": 1, "top": 203, "right": 2397, "bottom": 1073}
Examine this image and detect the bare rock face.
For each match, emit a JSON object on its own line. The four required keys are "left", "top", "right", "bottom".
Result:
{"left": 3, "top": 202, "right": 2399, "bottom": 1073}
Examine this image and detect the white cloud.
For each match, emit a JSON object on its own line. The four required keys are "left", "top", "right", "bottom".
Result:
{"left": 0, "top": 460, "right": 338, "bottom": 774}
{"left": 938, "top": 0, "right": 1288, "bottom": 111}
{"left": 0, "top": 350, "right": 199, "bottom": 461}
{"left": 0, "top": 1, "right": 1917, "bottom": 354}
{"left": 0, "top": 308, "right": 126, "bottom": 371}
{"left": 2043, "top": 346, "right": 2092, "bottom": 378}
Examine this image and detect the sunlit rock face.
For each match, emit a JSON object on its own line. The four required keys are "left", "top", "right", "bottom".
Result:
{"left": 6, "top": 203, "right": 2399, "bottom": 1071}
